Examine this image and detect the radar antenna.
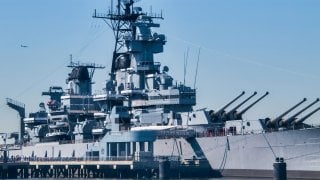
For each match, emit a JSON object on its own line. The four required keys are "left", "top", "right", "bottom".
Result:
{"left": 193, "top": 47, "right": 201, "bottom": 89}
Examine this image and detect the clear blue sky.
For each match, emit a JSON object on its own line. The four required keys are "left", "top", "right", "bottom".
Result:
{"left": 1, "top": 0, "right": 320, "bottom": 132}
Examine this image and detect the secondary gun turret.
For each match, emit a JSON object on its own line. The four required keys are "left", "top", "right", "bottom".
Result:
{"left": 279, "top": 98, "right": 319, "bottom": 127}
{"left": 209, "top": 91, "right": 245, "bottom": 121}
{"left": 267, "top": 98, "right": 307, "bottom": 128}
{"left": 224, "top": 92, "right": 257, "bottom": 120}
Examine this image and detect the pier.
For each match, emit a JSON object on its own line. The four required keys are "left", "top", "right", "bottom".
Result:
{"left": 0, "top": 156, "right": 213, "bottom": 179}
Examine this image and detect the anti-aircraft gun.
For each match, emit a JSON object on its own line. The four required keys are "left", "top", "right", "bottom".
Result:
{"left": 227, "top": 92, "right": 269, "bottom": 120}
{"left": 223, "top": 92, "right": 257, "bottom": 121}
{"left": 266, "top": 98, "right": 307, "bottom": 128}
{"left": 209, "top": 91, "right": 245, "bottom": 122}
{"left": 279, "top": 98, "right": 319, "bottom": 127}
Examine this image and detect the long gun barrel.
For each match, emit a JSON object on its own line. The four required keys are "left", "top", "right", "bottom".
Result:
{"left": 279, "top": 98, "right": 319, "bottom": 126}
{"left": 268, "top": 98, "right": 307, "bottom": 127}
{"left": 213, "top": 91, "right": 245, "bottom": 117}
{"left": 227, "top": 92, "right": 257, "bottom": 114}
{"left": 293, "top": 106, "right": 320, "bottom": 125}
{"left": 237, "top": 91, "right": 269, "bottom": 117}
{"left": 225, "top": 92, "right": 257, "bottom": 120}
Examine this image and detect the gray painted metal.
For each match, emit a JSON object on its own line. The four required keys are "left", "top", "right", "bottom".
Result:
{"left": 4, "top": 1, "right": 320, "bottom": 179}
{"left": 268, "top": 98, "right": 307, "bottom": 127}
{"left": 280, "top": 98, "right": 319, "bottom": 126}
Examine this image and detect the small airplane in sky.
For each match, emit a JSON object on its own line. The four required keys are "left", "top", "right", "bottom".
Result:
{"left": 20, "top": 45, "right": 28, "bottom": 48}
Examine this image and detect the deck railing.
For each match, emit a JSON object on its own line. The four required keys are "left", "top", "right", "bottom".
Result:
{"left": 0, "top": 155, "right": 181, "bottom": 163}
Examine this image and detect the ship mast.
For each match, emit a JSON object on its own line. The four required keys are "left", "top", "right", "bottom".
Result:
{"left": 92, "top": 0, "right": 163, "bottom": 74}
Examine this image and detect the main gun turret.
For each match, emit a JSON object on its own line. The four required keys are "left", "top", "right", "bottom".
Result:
{"left": 231, "top": 91, "right": 269, "bottom": 120}
{"left": 224, "top": 92, "right": 257, "bottom": 120}
{"left": 293, "top": 106, "right": 320, "bottom": 126}
{"left": 279, "top": 98, "right": 319, "bottom": 127}
{"left": 209, "top": 91, "right": 245, "bottom": 121}
{"left": 266, "top": 98, "right": 307, "bottom": 128}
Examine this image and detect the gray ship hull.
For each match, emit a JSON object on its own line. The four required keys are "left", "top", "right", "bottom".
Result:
{"left": 153, "top": 127, "right": 320, "bottom": 179}
{"left": 9, "top": 127, "right": 320, "bottom": 179}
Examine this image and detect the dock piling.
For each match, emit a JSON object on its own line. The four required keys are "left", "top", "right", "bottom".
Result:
{"left": 273, "top": 157, "right": 287, "bottom": 180}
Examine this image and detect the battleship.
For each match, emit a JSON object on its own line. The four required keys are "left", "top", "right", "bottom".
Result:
{"left": 2, "top": 0, "right": 320, "bottom": 179}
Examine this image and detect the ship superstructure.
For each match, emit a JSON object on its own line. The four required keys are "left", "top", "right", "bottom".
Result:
{"left": 92, "top": 1, "right": 199, "bottom": 132}
{"left": 21, "top": 61, "right": 105, "bottom": 143}
{"left": 3, "top": 0, "right": 320, "bottom": 179}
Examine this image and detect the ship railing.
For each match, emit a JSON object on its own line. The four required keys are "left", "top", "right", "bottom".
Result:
{"left": 137, "top": 61, "right": 161, "bottom": 71}
{"left": 23, "top": 139, "right": 97, "bottom": 147}
{"left": 266, "top": 123, "right": 320, "bottom": 132}
{"left": 0, "top": 155, "right": 182, "bottom": 163}
{"left": 59, "top": 139, "right": 96, "bottom": 144}
{"left": 153, "top": 155, "right": 180, "bottom": 162}
{"left": 155, "top": 128, "right": 267, "bottom": 139}
{"left": 89, "top": 156, "right": 134, "bottom": 161}
{"left": 27, "top": 156, "right": 134, "bottom": 162}
{"left": 195, "top": 128, "right": 266, "bottom": 138}
{"left": 156, "top": 129, "right": 196, "bottom": 139}
{"left": 0, "top": 156, "right": 24, "bottom": 163}
{"left": 2, "top": 155, "right": 181, "bottom": 163}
